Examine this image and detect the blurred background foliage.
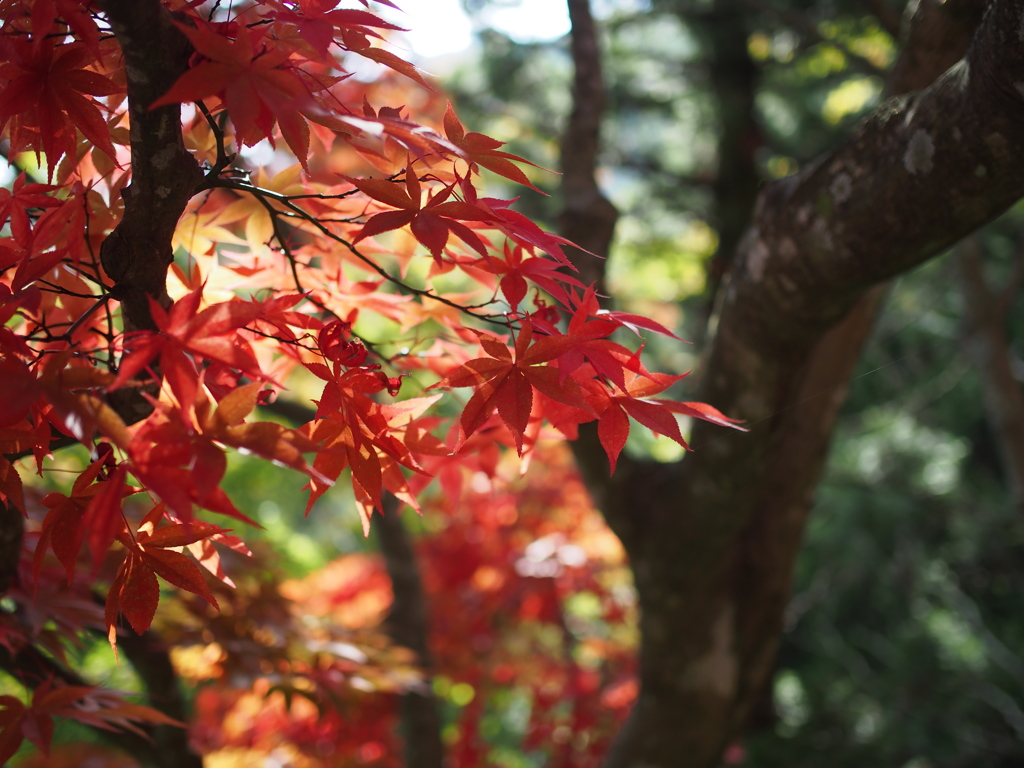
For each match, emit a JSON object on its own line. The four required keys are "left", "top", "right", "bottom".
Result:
{"left": 435, "top": 0, "right": 1024, "bottom": 766}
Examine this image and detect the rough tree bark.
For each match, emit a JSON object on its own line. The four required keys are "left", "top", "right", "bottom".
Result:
{"left": 96, "top": 0, "right": 203, "bottom": 334}
{"left": 97, "top": 0, "right": 205, "bottom": 425}
{"left": 560, "top": 1, "right": 1024, "bottom": 766}
{"left": 97, "top": 2, "right": 206, "bottom": 762}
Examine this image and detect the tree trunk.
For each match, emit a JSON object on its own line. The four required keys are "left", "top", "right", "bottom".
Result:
{"left": 378, "top": 496, "right": 446, "bottom": 768}
{"left": 557, "top": 0, "right": 1024, "bottom": 765}
{"left": 956, "top": 234, "right": 1024, "bottom": 512}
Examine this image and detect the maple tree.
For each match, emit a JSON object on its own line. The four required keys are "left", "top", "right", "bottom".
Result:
{"left": 4, "top": 0, "right": 1022, "bottom": 765}
{"left": 0, "top": 0, "right": 744, "bottom": 764}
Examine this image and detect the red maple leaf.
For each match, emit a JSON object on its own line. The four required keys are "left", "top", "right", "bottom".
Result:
{"left": 346, "top": 164, "right": 492, "bottom": 260}
{"left": 438, "top": 320, "right": 594, "bottom": 455}
{"left": 109, "top": 288, "right": 266, "bottom": 419}
{"left": 0, "top": 679, "right": 183, "bottom": 765}
{"left": 304, "top": 366, "right": 434, "bottom": 532}
{"left": 480, "top": 240, "right": 585, "bottom": 310}
{"left": 585, "top": 370, "right": 748, "bottom": 473}
{"left": 26, "top": 0, "right": 102, "bottom": 56}
{"left": 200, "top": 382, "right": 319, "bottom": 470}
{"left": 264, "top": 2, "right": 406, "bottom": 58}
{"left": 0, "top": 173, "right": 60, "bottom": 246}
{"left": 105, "top": 506, "right": 222, "bottom": 653}
{"left": 33, "top": 456, "right": 137, "bottom": 584}
{"left": 336, "top": 26, "right": 432, "bottom": 90}
{"left": 468, "top": 191, "right": 578, "bottom": 268}
{"left": 151, "top": 21, "right": 316, "bottom": 166}
{"left": 126, "top": 402, "right": 260, "bottom": 526}
{"left": 548, "top": 289, "right": 646, "bottom": 391}
{"left": 0, "top": 37, "right": 119, "bottom": 174}
{"left": 443, "top": 102, "right": 546, "bottom": 193}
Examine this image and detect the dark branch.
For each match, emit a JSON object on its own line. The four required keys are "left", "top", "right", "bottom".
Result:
{"left": 378, "top": 495, "right": 445, "bottom": 768}
{"left": 96, "top": 0, "right": 203, "bottom": 334}
{"left": 559, "top": 0, "right": 627, "bottom": 517}
{"left": 956, "top": 235, "right": 1024, "bottom": 512}
{"left": 559, "top": 0, "right": 618, "bottom": 293}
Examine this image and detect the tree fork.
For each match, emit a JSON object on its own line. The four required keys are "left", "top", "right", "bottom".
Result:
{"left": 573, "top": 0, "right": 1020, "bottom": 765}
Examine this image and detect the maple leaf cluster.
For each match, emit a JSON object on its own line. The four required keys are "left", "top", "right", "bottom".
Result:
{"left": 0, "top": 0, "right": 743, "bottom": 757}
{"left": 77, "top": 445, "right": 634, "bottom": 768}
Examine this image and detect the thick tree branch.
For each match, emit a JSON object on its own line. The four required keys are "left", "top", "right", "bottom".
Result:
{"left": 91, "top": 0, "right": 204, "bottom": 425}
{"left": 97, "top": 0, "right": 203, "bottom": 335}
{"left": 0, "top": 7, "right": 209, "bottom": 766}
{"left": 729, "top": 2, "right": 1023, "bottom": 353}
